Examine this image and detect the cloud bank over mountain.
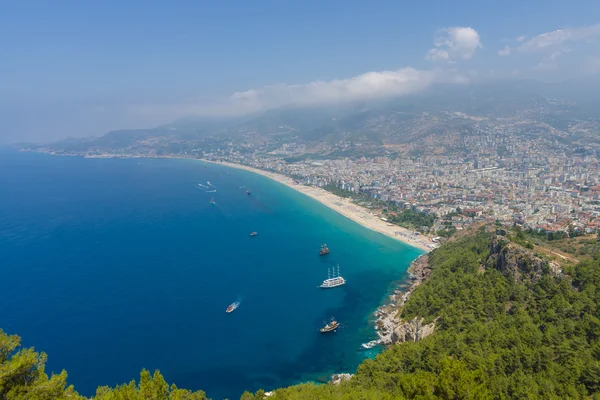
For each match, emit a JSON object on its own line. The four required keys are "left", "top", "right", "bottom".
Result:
{"left": 139, "top": 22, "right": 600, "bottom": 120}
{"left": 182, "top": 67, "right": 465, "bottom": 116}
{"left": 131, "top": 66, "right": 469, "bottom": 119}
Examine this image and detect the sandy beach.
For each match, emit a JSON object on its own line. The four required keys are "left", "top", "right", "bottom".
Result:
{"left": 203, "top": 160, "right": 436, "bottom": 252}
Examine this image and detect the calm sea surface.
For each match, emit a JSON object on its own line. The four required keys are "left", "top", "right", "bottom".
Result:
{"left": 0, "top": 150, "right": 422, "bottom": 399}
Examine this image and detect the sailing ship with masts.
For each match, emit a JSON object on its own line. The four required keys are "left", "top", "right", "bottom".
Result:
{"left": 319, "top": 244, "right": 330, "bottom": 256}
{"left": 320, "top": 265, "right": 346, "bottom": 288}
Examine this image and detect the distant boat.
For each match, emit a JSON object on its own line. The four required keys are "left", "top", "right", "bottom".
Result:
{"left": 320, "top": 265, "right": 345, "bottom": 288}
{"left": 247, "top": 189, "right": 251, "bottom": 195}
{"left": 210, "top": 198, "right": 216, "bottom": 205}
{"left": 250, "top": 232, "right": 258, "bottom": 237}
{"left": 226, "top": 301, "right": 240, "bottom": 313}
{"left": 319, "top": 244, "right": 330, "bottom": 256}
{"left": 320, "top": 319, "right": 339, "bottom": 333}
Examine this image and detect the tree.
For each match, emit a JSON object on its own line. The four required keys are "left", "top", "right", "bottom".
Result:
{"left": 0, "top": 329, "right": 82, "bottom": 400}
{"left": 94, "top": 370, "right": 207, "bottom": 399}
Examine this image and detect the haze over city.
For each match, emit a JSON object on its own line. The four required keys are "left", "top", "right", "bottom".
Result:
{"left": 2, "top": 0, "right": 600, "bottom": 143}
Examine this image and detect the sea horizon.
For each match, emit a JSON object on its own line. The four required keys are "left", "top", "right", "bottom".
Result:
{"left": 0, "top": 150, "right": 423, "bottom": 399}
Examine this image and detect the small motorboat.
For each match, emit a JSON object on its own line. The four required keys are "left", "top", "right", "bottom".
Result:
{"left": 226, "top": 301, "right": 239, "bottom": 313}
{"left": 250, "top": 232, "right": 258, "bottom": 237}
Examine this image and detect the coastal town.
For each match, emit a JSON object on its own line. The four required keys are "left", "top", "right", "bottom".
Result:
{"left": 201, "top": 135, "right": 600, "bottom": 244}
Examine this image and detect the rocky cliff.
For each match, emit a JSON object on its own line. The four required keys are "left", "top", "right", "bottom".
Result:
{"left": 486, "top": 232, "right": 562, "bottom": 283}
{"left": 391, "top": 317, "right": 436, "bottom": 343}
{"left": 376, "top": 255, "right": 436, "bottom": 345}
{"left": 377, "top": 230, "right": 564, "bottom": 346}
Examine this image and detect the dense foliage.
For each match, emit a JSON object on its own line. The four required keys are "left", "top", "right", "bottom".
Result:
{"left": 385, "top": 209, "right": 436, "bottom": 230}
{"left": 4, "top": 228, "right": 600, "bottom": 399}
{"left": 0, "top": 330, "right": 206, "bottom": 400}
{"left": 93, "top": 370, "right": 207, "bottom": 400}
{"left": 0, "top": 329, "right": 80, "bottom": 399}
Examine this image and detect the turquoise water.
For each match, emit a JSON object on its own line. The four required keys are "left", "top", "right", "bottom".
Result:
{"left": 0, "top": 150, "right": 422, "bottom": 399}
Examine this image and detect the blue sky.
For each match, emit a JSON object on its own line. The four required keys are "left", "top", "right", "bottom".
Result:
{"left": 1, "top": 0, "right": 600, "bottom": 142}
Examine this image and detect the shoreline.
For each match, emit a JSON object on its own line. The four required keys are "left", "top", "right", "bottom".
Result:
{"left": 373, "top": 254, "right": 433, "bottom": 345}
{"left": 25, "top": 150, "right": 435, "bottom": 252}
{"left": 201, "top": 160, "right": 436, "bottom": 253}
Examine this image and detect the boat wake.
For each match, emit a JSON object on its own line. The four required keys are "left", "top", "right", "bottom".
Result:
{"left": 198, "top": 183, "right": 209, "bottom": 189}
{"left": 360, "top": 339, "right": 382, "bottom": 349}
{"left": 206, "top": 189, "right": 217, "bottom": 193}
{"left": 207, "top": 181, "right": 217, "bottom": 188}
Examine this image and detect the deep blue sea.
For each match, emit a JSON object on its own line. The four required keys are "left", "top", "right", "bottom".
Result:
{"left": 0, "top": 149, "right": 422, "bottom": 399}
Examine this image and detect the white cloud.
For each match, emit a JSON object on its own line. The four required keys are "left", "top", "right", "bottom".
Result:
{"left": 230, "top": 68, "right": 442, "bottom": 109}
{"left": 498, "top": 46, "right": 511, "bottom": 56}
{"left": 425, "top": 48, "right": 451, "bottom": 62}
{"left": 519, "top": 23, "right": 600, "bottom": 52}
{"left": 516, "top": 35, "right": 526, "bottom": 42}
{"left": 426, "top": 27, "right": 482, "bottom": 62}
{"left": 130, "top": 68, "right": 468, "bottom": 119}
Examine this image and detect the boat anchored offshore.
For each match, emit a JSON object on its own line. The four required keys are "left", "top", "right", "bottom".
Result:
{"left": 320, "top": 319, "right": 339, "bottom": 333}
{"left": 319, "top": 244, "right": 330, "bottom": 256}
{"left": 247, "top": 189, "right": 252, "bottom": 195}
{"left": 250, "top": 231, "right": 258, "bottom": 237}
{"left": 226, "top": 301, "right": 240, "bottom": 313}
{"left": 320, "top": 265, "right": 346, "bottom": 288}
{"left": 210, "top": 198, "right": 216, "bottom": 205}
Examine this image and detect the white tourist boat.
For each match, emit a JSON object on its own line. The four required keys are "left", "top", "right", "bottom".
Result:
{"left": 320, "top": 265, "right": 346, "bottom": 288}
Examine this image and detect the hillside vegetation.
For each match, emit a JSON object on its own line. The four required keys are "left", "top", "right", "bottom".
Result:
{"left": 3, "top": 226, "right": 600, "bottom": 399}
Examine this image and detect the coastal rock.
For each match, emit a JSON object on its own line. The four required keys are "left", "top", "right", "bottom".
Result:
{"left": 376, "top": 308, "right": 400, "bottom": 344}
{"left": 375, "top": 254, "right": 435, "bottom": 345}
{"left": 330, "top": 373, "right": 353, "bottom": 385}
{"left": 407, "top": 254, "right": 432, "bottom": 287}
{"left": 391, "top": 317, "right": 436, "bottom": 343}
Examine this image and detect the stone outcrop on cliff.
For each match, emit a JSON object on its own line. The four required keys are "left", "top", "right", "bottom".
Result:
{"left": 376, "top": 254, "right": 436, "bottom": 345}
{"left": 391, "top": 317, "right": 436, "bottom": 343}
{"left": 487, "top": 234, "right": 562, "bottom": 283}
{"left": 377, "top": 229, "right": 565, "bottom": 349}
